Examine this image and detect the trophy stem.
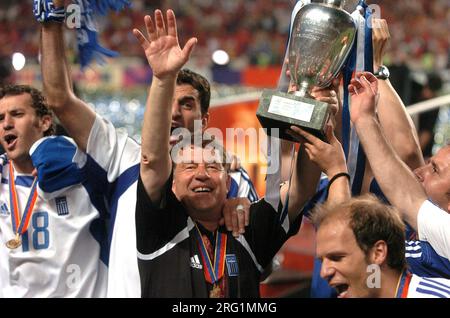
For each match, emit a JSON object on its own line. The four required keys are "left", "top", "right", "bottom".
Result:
{"left": 325, "top": 0, "right": 343, "bottom": 8}
{"left": 292, "top": 82, "right": 312, "bottom": 99}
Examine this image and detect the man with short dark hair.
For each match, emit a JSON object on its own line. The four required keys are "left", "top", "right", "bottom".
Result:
{"left": 0, "top": 84, "right": 108, "bottom": 297}
{"left": 314, "top": 195, "right": 450, "bottom": 298}
{"left": 38, "top": 1, "right": 257, "bottom": 297}
{"left": 134, "top": 9, "right": 315, "bottom": 298}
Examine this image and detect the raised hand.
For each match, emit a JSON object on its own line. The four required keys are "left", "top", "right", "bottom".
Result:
{"left": 286, "top": 125, "right": 347, "bottom": 178}
{"left": 348, "top": 72, "right": 379, "bottom": 124}
{"left": 133, "top": 10, "right": 197, "bottom": 79}
{"left": 311, "top": 87, "right": 339, "bottom": 118}
{"left": 372, "top": 18, "right": 390, "bottom": 70}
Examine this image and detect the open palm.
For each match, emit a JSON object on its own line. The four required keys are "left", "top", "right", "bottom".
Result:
{"left": 349, "top": 72, "right": 379, "bottom": 124}
{"left": 133, "top": 10, "right": 197, "bottom": 79}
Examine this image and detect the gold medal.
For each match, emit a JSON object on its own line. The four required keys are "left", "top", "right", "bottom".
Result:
{"left": 6, "top": 235, "right": 21, "bottom": 249}
{"left": 209, "top": 284, "right": 222, "bottom": 298}
{"left": 6, "top": 162, "right": 38, "bottom": 251}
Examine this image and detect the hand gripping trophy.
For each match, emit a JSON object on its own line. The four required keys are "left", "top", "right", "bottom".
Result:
{"left": 257, "top": 0, "right": 357, "bottom": 141}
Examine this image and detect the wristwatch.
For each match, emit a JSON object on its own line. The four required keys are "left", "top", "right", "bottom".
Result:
{"left": 374, "top": 65, "right": 390, "bottom": 80}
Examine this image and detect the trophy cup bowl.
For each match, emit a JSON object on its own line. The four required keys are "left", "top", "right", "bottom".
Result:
{"left": 256, "top": 0, "right": 356, "bottom": 141}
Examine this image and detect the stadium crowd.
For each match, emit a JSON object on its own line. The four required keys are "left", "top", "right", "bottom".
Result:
{"left": 1, "top": 0, "right": 449, "bottom": 70}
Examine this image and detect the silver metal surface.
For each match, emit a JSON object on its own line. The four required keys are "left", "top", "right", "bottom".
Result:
{"left": 288, "top": 2, "right": 357, "bottom": 97}
{"left": 342, "top": 0, "right": 360, "bottom": 13}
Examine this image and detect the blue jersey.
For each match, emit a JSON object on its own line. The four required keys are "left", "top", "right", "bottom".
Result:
{"left": 406, "top": 241, "right": 450, "bottom": 279}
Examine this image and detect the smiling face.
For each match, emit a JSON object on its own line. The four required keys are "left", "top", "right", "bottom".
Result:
{"left": 316, "top": 218, "right": 376, "bottom": 298}
{"left": 414, "top": 146, "right": 450, "bottom": 212}
{"left": 0, "top": 93, "right": 52, "bottom": 172}
{"left": 172, "top": 145, "right": 230, "bottom": 221}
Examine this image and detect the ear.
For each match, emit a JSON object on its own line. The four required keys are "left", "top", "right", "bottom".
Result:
{"left": 201, "top": 112, "right": 210, "bottom": 130}
{"left": 40, "top": 115, "right": 53, "bottom": 134}
{"left": 369, "top": 240, "right": 388, "bottom": 266}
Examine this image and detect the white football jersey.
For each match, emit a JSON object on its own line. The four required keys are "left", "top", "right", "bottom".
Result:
{"left": 406, "top": 274, "right": 450, "bottom": 298}
{"left": 0, "top": 137, "right": 107, "bottom": 298}
{"left": 79, "top": 115, "right": 141, "bottom": 298}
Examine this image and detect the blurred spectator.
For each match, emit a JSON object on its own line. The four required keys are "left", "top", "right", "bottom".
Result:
{"left": 409, "top": 73, "right": 444, "bottom": 159}
{"left": 0, "top": 56, "right": 12, "bottom": 85}
{"left": 0, "top": 55, "right": 12, "bottom": 154}
{"left": 1, "top": 0, "right": 449, "bottom": 71}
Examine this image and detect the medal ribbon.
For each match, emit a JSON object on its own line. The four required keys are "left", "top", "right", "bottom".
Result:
{"left": 194, "top": 225, "right": 227, "bottom": 285}
{"left": 8, "top": 162, "right": 38, "bottom": 236}
{"left": 395, "top": 270, "right": 412, "bottom": 298}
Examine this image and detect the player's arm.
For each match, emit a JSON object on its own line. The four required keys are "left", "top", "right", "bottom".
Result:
{"left": 39, "top": 0, "right": 96, "bottom": 151}
{"left": 133, "top": 10, "right": 196, "bottom": 203}
{"left": 372, "top": 19, "right": 424, "bottom": 170}
{"left": 350, "top": 72, "right": 427, "bottom": 230}
{"left": 288, "top": 125, "right": 351, "bottom": 205}
{"left": 280, "top": 87, "right": 340, "bottom": 221}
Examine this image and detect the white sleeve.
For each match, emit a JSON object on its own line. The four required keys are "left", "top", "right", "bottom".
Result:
{"left": 417, "top": 200, "right": 450, "bottom": 260}
{"left": 76, "top": 114, "right": 141, "bottom": 181}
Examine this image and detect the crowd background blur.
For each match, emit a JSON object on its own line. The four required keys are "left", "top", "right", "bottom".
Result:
{"left": 0, "top": 0, "right": 449, "bottom": 172}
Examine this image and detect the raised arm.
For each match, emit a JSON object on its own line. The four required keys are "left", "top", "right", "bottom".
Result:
{"left": 134, "top": 10, "right": 196, "bottom": 202}
{"left": 280, "top": 87, "right": 340, "bottom": 221}
{"left": 372, "top": 19, "right": 424, "bottom": 170}
{"left": 350, "top": 72, "right": 427, "bottom": 230}
{"left": 39, "top": 0, "right": 96, "bottom": 151}
{"left": 289, "top": 125, "right": 351, "bottom": 205}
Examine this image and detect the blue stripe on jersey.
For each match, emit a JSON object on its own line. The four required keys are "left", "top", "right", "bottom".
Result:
{"left": 15, "top": 176, "right": 35, "bottom": 187}
{"left": 108, "top": 163, "right": 140, "bottom": 249}
{"left": 406, "top": 241, "right": 420, "bottom": 246}
{"left": 237, "top": 168, "right": 259, "bottom": 202}
{"left": 238, "top": 168, "right": 252, "bottom": 185}
{"left": 418, "top": 282, "right": 450, "bottom": 297}
{"left": 227, "top": 178, "right": 239, "bottom": 198}
{"left": 422, "top": 277, "right": 450, "bottom": 294}
{"left": 406, "top": 241, "right": 450, "bottom": 278}
{"left": 415, "top": 287, "right": 448, "bottom": 298}
{"left": 238, "top": 168, "right": 251, "bottom": 181}
{"left": 81, "top": 154, "right": 114, "bottom": 265}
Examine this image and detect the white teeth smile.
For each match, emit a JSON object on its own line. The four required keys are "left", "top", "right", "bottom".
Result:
{"left": 193, "top": 187, "right": 211, "bottom": 193}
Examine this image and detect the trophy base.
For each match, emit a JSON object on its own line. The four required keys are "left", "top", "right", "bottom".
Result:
{"left": 256, "top": 90, "right": 331, "bottom": 142}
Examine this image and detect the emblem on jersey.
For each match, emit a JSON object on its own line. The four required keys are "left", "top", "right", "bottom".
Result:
{"left": 55, "top": 196, "right": 69, "bottom": 216}
{"left": 190, "top": 255, "right": 203, "bottom": 270}
{"left": 226, "top": 254, "right": 239, "bottom": 276}
{"left": 0, "top": 202, "right": 10, "bottom": 216}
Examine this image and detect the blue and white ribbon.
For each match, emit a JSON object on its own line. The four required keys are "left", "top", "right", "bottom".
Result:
{"left": 74, "top": 0, "right": 131, "bottom": 69}
{"left": 342, "top": 0, "right": 373, "bottom": 195}
{"left": 90, "top": 0, "right": 131, "bottom": 15}
{"left": 33, "top": 0, "right": 65, "bottom": 23}
{"left": 34, "top": 0, "right": 131, "bottom": 69}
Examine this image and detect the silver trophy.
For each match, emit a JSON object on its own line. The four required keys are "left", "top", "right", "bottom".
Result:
{"left": 256, "top": 0, "right": 357, "bottom": 141}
